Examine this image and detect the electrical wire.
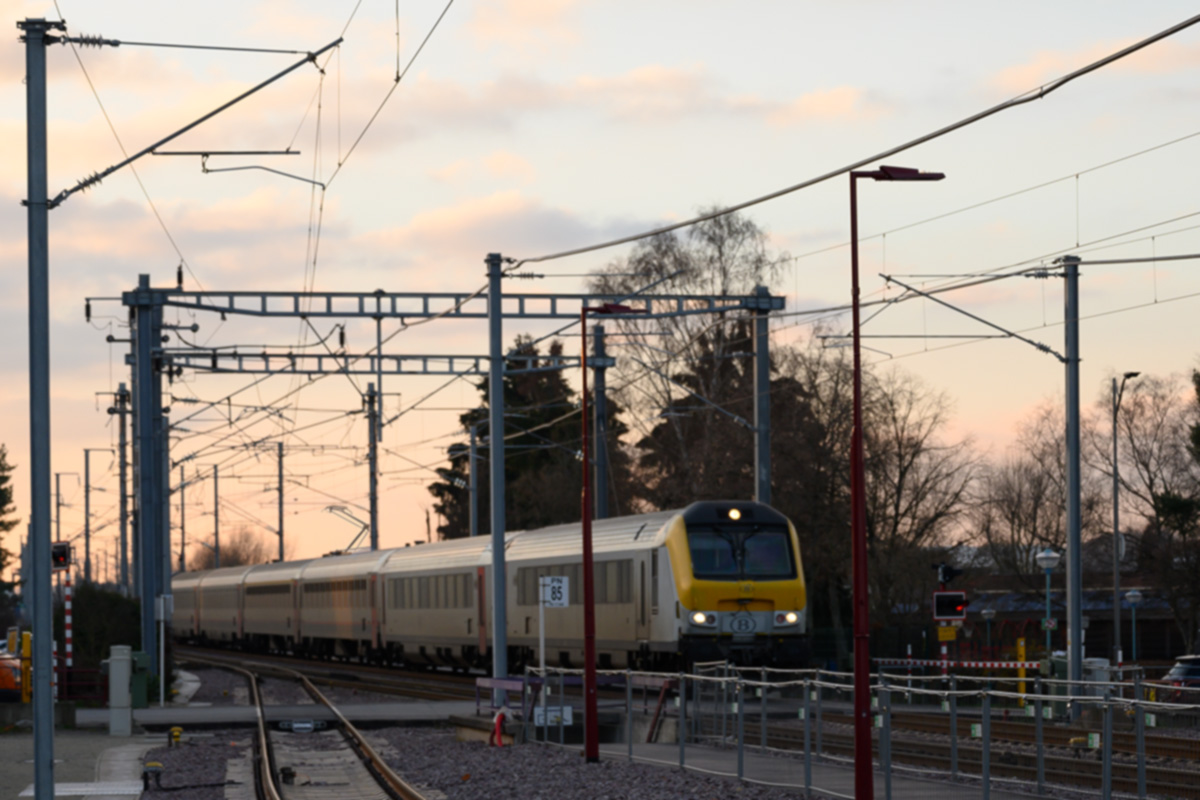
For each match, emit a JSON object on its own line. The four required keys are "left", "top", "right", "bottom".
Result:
{"left": 508, "top": 12, "right": 1200, "bottom": 268}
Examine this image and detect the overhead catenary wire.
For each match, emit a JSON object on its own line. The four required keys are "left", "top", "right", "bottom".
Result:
{"left": 508, "top": 12, "right": 1200, "bottom": 269}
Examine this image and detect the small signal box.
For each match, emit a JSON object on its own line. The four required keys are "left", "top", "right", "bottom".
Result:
{"left": 933, "top": 590, "right": 968, "bottom": 621}
{"left": 51, "top": 541, "right": 71, "bottom": 571}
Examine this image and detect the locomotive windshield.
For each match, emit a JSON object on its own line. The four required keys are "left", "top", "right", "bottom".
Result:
{"left": 687, "top": 525, "right": 795, "bottom": 580}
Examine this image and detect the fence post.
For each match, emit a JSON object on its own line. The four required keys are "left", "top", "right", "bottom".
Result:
{"left": 626, "top": 669, "right": 633, "bottom": 763}
{"left": 1101, "top": 692, "right": 1113, "bottom": 800}
{"left": 558, "top": 672, "right": 565, "bottom": 746}
{"left": 814, "top": 674, "right": 823, "bottom": 756}
{"left": 803, "top": 678, "right": 812, "bottom": 797}
{"left": 981, "top": 690, "right": 991, "bottom": 800}
{"left": 760, "top": 666, "right": 768, "bottom": 753}
{"left": 736, "top": 678, "right": 745, "bottom": 781}
{"left": 881, "top": 679, "right": 892, "bottom": 800}
{"left": 721, "top": 663, "right": 729, "bottom": 745}
{"left": 678, "top": 672, "right": 686, "bottom": 769}
{"left": 1135, "top": 698, "right": 1146, "bottom": 799}
{"left": 949, "top": 674, "right": 958, "bottom": 778}
{"left": 1035, "top": 675, "right": 1044, "bottom": 795}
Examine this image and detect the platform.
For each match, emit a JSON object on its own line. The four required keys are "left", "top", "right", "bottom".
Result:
{"left": 75, "top": 699, "right": 482, "bottom": 728}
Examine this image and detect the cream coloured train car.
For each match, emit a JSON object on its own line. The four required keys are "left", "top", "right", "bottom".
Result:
{"left": 241, "top": 558, "right": 312, "bottom": 652}
{"left": 294, "top": 550, "right": 392, "bottom": 658}
{"left": 193, "top": 566, "right": 256, "bottom": 644}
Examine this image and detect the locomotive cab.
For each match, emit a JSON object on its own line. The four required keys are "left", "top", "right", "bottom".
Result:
{"left": 669, "top": 502, "right": 808, "bottom": 666}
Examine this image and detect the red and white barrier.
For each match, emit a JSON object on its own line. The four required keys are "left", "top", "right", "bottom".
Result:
{"left": 874, "top": 658, "right": 1041, "bottom": 670}
{"left": 64, "top": 571, "right": 73, "bottom": 668}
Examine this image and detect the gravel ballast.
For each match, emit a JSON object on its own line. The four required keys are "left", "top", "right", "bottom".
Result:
{"left": 372, "top": 727, "right": 822, "bottom": 800}
{"left": 141, "top": 729, "right": 250, "bottom": 800}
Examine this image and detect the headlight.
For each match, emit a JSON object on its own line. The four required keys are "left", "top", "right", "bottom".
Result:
{"left": 774, "top": 611, "right": 800, "bottom": 626}
{"left": 691, "top": 611, "right": 707, "bottom": 624}
{"left": 691, "top": 611, "right": 717, "bottom": 626}
{"left": 786, "top": 612, "right": 798, "bottom": 624}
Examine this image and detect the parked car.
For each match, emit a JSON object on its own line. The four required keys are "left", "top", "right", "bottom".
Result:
{"left": 1163, "top": 654, "right": 1200, "bottom": 703}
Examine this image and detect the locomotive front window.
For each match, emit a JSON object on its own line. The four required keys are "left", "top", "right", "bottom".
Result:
{"left": 687, "top": 526, "right": 795, "bottom": 580}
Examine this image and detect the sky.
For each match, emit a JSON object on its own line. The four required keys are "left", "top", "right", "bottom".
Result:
{"left": 4, "top": 1, "right": 1200, "bottom": 572}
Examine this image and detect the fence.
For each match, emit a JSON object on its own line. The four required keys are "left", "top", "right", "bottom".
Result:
{"left": 516, "top": 663, "right": 1200, "bottom": 800}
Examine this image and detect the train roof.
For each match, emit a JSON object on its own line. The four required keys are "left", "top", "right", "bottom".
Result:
{"left": 195, "top": 565, "right": 257, "bottom": 589}
{"left": 296, "top": 549, "right": 392, "bottom": 581}
{"left": 377, "top": 534, "right": 491, "bottom": 574}
{"left": 503, "top": 508, "right": 680, "bottom": 561}
{"left": 243, "top": 559, "right": 314, "bottom": 584}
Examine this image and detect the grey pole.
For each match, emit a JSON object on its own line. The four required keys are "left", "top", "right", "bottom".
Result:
{"left": 133, "top": 275, "right": 164, "bottom": 675}
{"left": 212, "top": 465, "right": 220, "bottom": 569}
{"left": 486, "top": 253, "right": 509, "bottom": 687}
{"left": 592, "top": 324, "right": 610, "bottom": 519}
{"left": 277, "top": 441, "right": 284, "bottom": 560}
{"left": 1112, "top": 377, "right": 1121, "bottom": 666}
{"left": 178, "top": 466, "right": 185, "bottom": 572}
{"left": 753, "top": 285, "right": 771, "bottom": 506}
{"left": 84, "top": 452, "right": 91, "bottom": 583}
{"left": 468, "top": 424, "right": 479, "bottom": 537}
{"left": 367, "top": 383, "right": 379, "bottom": 550}
{"left": 21, "top": 17, "right": 64, "bottom": 799}
{"left": 115, "top": 383, "right": 130, "bottom": 591}
{"left": 1062, "top": 255, "right": 1083, "bottom": 712}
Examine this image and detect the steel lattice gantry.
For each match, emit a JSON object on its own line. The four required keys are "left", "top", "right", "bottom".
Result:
{"left": 120, "top": 264, "right": 782, "bottom": 680}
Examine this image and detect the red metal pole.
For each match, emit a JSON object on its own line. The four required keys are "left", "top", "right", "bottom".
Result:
{"left": 580, "top": 308, "right": 599, "bottom": 763}
{"left": 849, "top": 173, "right": 874, "bottom": 800}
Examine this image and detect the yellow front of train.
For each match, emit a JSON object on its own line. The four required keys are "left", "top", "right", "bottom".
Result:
{"left": 665, "top": 501, "right": 808, "bottom": 666}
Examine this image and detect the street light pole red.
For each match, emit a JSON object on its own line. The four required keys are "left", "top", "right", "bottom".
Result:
{"left": 849, "top": 165, "right": 943, "bottom": 800}
{"left": 580, "top": 301, "right": 643, "bottom": 763}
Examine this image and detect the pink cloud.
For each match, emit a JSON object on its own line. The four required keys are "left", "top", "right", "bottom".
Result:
{"left": 766, "top": 86, "right": 889, "bottom": 125}
{"left": 468, "top": 0, "right": 580, "bottom": 51}
{"left": 991, "top": 38, "right": 1200, "bottom": 95}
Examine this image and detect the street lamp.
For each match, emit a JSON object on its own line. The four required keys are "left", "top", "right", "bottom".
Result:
{"left": 1036, "top": 548, "right": 1062, "bottom": 656}
{"left": 1111, "top": 371, "right": 1139, "bottom": 667}
{"left": 981, "top": 607, "right": 996, "bottom": 656}
{"left": 580, "top": 301, "right": 644, "bottom": 764}
{"left": 1126, "top": 588, "right": 1143, "bottom": 662}
{"left": 850, "top": 164, "right": 943, "bottom": 800}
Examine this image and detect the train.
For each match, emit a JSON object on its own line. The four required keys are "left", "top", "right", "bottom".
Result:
{"left": 172, "top": 500, "right": 808, "bottom": 670}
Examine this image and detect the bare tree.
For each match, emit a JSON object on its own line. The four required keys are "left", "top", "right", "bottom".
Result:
{"left": 863, "top": 369, "right": 978, "bottom": 624}
{"left": 189, "top": 525, "right": 274, "bottom": 570}
{"left": 972, "top": 401, "right": 1106, "bottom": 585}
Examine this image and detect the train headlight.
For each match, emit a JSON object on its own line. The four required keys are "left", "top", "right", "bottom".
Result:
{"left": 691, "top": 611, "right": 717, "bottom": 626}
{"left": 728, "top": 508, "right": 742, "bottom": 521}
{"left": 691, "top": 611, "right": 707, "bottom": 625}
{"left": 775, "top": 611, "right": 799, "bottom": 626}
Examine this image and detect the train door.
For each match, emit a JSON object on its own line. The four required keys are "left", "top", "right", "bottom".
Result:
{"left": 636, "top": 557, "right": 650, "bottom": 642}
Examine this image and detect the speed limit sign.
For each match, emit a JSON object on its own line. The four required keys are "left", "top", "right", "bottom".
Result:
{"left": 541, "top": 576, "right": 569, "bottom": 608}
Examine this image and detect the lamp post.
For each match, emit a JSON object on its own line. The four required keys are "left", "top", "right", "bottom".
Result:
{"left": 981, "top": 607, "right": 996, "bottom": 656}
{"left": 850, "top": 165, "right": 943, "bottom": 800}
{"left": 1126, "top": 589, "right": 1143, "bottom": 663}
{"left": 1111, "top": 371, "right": 1139, "bottom": 667}
{"left": 580, "top": 301, "right": 643, "bottom": 763}
{"left": 1036, "top": 548, "right": 1061, "bottom": 656}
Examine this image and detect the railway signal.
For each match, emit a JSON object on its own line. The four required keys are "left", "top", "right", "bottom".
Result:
{"left": 51, "top": 542, "right": 71, "bottom": 571}
{"left": 933, "top": 591, "right": 969, "bottom": 621}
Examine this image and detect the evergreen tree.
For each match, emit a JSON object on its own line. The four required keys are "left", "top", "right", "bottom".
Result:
{"left": 428, "top": 337, "right": 635, "bottom": 539}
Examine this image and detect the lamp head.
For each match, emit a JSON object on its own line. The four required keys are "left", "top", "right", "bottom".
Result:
{"left": 981, "top": 608, "right": 996, "bottom": 621}
{"left": 1126, "top": 588, "right": 1143, "bottom": 606}
{"left": 1123, "top": 371, "right": 1141, "bottom": 380}
{"left": 1035, "top": 548, "right": 1061, "bottom": 571}
{"left": 875, "top": 165, "right": 945, "bottom": 182}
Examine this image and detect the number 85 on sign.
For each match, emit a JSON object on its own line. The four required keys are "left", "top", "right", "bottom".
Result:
{"left": 541, "top": 576, "right": 569, "bottom": 608}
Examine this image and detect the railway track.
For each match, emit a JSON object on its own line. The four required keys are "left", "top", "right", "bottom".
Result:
{"left": 189, "top": 653, "right": 431, "bottom": 800}
{"left": 177, "top": 644, "right": 477, "bottom": 701}
{"left": 823, "top": 709, "right": 1200, "bottom": 762}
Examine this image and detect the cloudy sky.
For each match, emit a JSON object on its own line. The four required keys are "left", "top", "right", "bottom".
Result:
{"left": 4, "top": 1, "right": 1200, "bottom": 571}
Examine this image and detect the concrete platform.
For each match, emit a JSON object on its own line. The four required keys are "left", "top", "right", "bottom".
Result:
{"left": 75, "top": 700, "right": 482, "bottom": 729}
{"left": 4, "top": 731, "right": 153, "bottom": 800}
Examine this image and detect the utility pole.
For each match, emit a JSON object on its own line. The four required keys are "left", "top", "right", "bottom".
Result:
{"left": 108, "top": 383, "right": 131, "bottom": 591}
{"left": 277, "top": 441, "right": 284, "bottom": 561}
{"left": 486, "top": 252, "right": 509, "bottom": 691}
{"left": 178, "top": 465, "right": 186, "bottom": 573}
{"left": 753, "top": 285, "right": 772, "bottom": 506}
{"left": 21, "top": 17, "right": 65, "bottom": 800}
{"left": 1062, "top": 255, "right": 1083, "bottom": 714}
{"left": 591, "top": 324, "right": 613, "bottom": 520}
{"left": 468, "top": 423, "right": 480, "bottom": 537}
{"left": 366, "top": 383, "right": 379, "bottom": 551}
{"left": 83, "top": 448, "right": 112, "bottom": 583}
{"left": 213, "top": 465, "right": 220, "bottom": 569}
